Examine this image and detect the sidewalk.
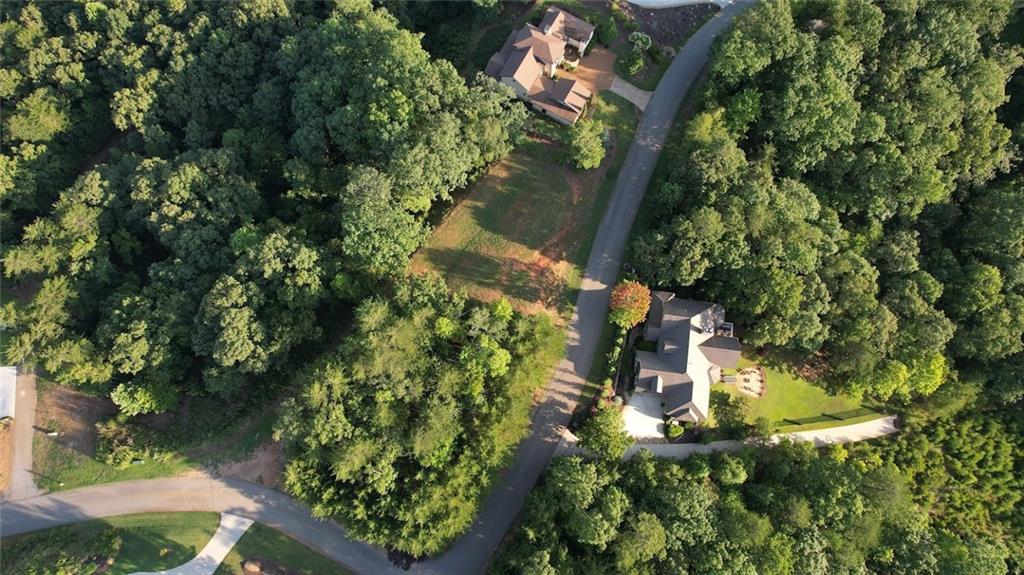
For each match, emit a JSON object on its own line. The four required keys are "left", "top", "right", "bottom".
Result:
{"left": 132, "top": 513, "right": 254, "bottom": 575}
{"left": 610, "top": 75, "right": 653, "bottom": 111}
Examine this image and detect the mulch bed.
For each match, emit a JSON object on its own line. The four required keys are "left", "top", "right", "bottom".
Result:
{"left": 619, "top": 2, "right": 720, "bottom": 47}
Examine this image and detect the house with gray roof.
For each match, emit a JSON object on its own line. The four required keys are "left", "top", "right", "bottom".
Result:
{"left": 633, "top": 292, "right": 741, "bottom": 424}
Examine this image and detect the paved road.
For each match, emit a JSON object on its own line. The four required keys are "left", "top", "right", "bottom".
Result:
{"left": 0, "top": 4, "right": 753, "bottom": 574}
{"left": 3, "top": 370, "right": 41, "bottom": 501}
{"left": 558, "top": 416, "right": 900, "bottom": 458}
{"left": 1, "top": 477, "right": 407, "bottom": 574}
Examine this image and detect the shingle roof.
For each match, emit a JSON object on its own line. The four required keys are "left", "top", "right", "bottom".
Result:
{"left": 513, "top": 25, "right": 565, "bottom": 66}
{"left": 540, "top": 7, "right": 595, "bottom": 44}
{"left": 637, "top": 292, "right": 741, "bottom": 424}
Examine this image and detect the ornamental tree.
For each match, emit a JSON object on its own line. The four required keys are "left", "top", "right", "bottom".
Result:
{"left": 609, "top": 281, "right": 650, "bottom": 328}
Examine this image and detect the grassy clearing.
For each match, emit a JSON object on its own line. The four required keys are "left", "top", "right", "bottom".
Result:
{"left": 32, "top": 436, "right": 194, "bottom": 491}
{"left": 32, "top": 395, "right": 281, "bottom": 491}
{"left": 710, "top": 353, "right": 876, "bottom": 432}
{"left": 0, "top": 512, "right": 221, "bottom": 575}
{"left": 215, "top": 523, "right": 352, "bottom": 575}
{"left": 412, "top": 92, "right": 638, "bottom": 320}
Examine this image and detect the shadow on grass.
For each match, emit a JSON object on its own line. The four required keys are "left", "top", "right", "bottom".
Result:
{"left": 418, "top": 247, "right": 574, "bottom": 316}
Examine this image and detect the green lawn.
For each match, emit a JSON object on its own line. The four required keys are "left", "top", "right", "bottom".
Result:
{"left": 33, "top": 436, "right": 195, "bottom": 491}
{"left": 215, "top": 522, "right": 352, "bottom": 575}
{"left": 577, "top": 320, "right": 617, "bottom": 410}
{"left": 412, "top": 92, "right": 638, "bottom": 320}
{"left": 32, "top": 401, "right": 280, "bottom": 491}
{"left": 711, "top": 353, "right": 877, "bottom": 432}
{"left": 1, "top": 513, "right": 353, "bottom": 575}
{"left": 614, "top": 44, "right": 671, "bottom": 91}
{"left": 1, "top": 512, "right": 221, "bottom": 575}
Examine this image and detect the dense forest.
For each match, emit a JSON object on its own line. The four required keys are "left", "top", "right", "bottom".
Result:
{"left": 633, "top": 0, "right": 1023, "bottom": 402}
{"left": 497, "top": 1, "right": 1024, "bottom": 573}
{"left": 276, "top": 276, "right": 563, "bottom": 555}
{"left": 0, "top": 0, "right": 562, "bottom": 555}
{"left": 496, "top": 436, "right": 1019, "bottom": 575}
{"left": 0, "top": 0, "right": 524, "bottom": 414}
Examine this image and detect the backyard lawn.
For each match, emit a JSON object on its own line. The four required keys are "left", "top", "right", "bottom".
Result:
{"left": 215, "top": 522, "right": 352, "bottom": 575}
{"left": 411, "top": 92, "right": 639, "bottom": 320}
{"left": 711, "top": 353, "right": 880, "bottom": 432}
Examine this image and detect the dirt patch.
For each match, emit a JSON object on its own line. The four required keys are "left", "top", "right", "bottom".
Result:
{"left": 0, "top": 423, "right": 11, "bottom": 493}
{"left": 620, "top": 3, "right": 719, "bottom": 47}
{"left": 210, "top": 440, "right": 285, "bottom": 489}
{"left": 35, "top": 383, "right": 116, "bottom": 457}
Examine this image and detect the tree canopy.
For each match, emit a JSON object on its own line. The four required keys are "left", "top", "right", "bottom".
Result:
{"left": 275, "top": 276, "right": 563, "bottom": 555}
{"left": 1, "top": 0, "right": 526, "bottom": 415}
{"left": 633, "top": 0, "right": 1023, "bottom": 403}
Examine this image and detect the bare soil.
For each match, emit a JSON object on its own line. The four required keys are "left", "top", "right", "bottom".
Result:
{"left": 211, "top": 440, "right": 285, "bottom": 489}
{"left": 0, "top": 423, "right": 11, "bottom": 493}
{"left": 35, "top": 383, "right": 117, "bottom": 457}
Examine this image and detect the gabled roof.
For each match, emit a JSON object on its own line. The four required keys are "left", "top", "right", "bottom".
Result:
{"left": 540, "top": 7, "right": 595, "bottom": 44}
{"left": 699, "top": 335, "right": 741, "bottom": 368}
{"left": 513, "top": 25, "right": 565, "bottom": 65}
{"left": 502, "top": 45, "right": 543, "bottom": 90}
{"left": 636, "top": 292, "right": 741, "bottom": 424}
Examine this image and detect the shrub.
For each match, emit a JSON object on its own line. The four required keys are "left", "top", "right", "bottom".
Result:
{"left": 626, "top": 50, "right": 645, "bottom": 76}
{"left": 628, "top": 31, "right": 652, "bottom": 52}
{"left": 647, "top": 43, "right": 665, "bottom": 65}
{"left": 96, "top": 418, "right": 168, "bottom": 467}
{"left": 3, "top": 524, "right": 123, "bottom": 574}
{"left": 610, "top": 0, "right": 629, "bottom": 23}
{"left": 609, "top": 280, "right": 651, "bottom": 328}
{"left": 666, "top": 421, "right": 684, "bottom": 439}
{"left": 596, "top": 16, "right": 618, "bottom": 46}
{"left": 577, "top": 403, "right": 632, "bottom": 459}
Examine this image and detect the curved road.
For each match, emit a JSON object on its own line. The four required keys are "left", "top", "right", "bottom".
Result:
{"left": 0, "top": 3, "right": 754, "bottom": 574}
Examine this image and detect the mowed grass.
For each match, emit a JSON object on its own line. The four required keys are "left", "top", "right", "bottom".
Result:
{"left": 412, "top": 92, "right": 638, "bottom": 319}
{"left": 0, "top": 512, "right": 221, "bottom": 575}
{"left": 214, "top": 522, "right": 352, "bottom": 575}
{"left": 711, "top": 353, "right": 877, "bottom": 432}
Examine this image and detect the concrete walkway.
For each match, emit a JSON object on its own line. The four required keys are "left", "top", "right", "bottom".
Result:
{"left": 557, "top": 415, "right": 900, "bottom": 459}
{"left": 3, "top": 370, "right": 41, "bottom": 501}
{"left": 610, "top": 75, "right": 653, "bottom": 111}
{"left": 133, "top": 513, "right": 254, "bottom": 575}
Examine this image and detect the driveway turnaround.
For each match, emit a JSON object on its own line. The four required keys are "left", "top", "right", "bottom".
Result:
{"left": 133, "top": 513, "right": 254, "bottom": 575}
{"left": 0, "top": 4, "right": 754, "bottom": 575}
